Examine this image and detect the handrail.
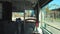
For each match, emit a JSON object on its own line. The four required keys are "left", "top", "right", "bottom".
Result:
{"left": 45, "top": 23, "right": 60, "bottom": 31}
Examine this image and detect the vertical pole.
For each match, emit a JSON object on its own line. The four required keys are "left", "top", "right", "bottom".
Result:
{"left": 24, "top": 10, "right": 25, "bottom": 34}
{"left": 24, "top": 0, "right": 25, "bottom": 34}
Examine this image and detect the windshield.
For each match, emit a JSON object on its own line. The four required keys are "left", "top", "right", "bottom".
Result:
{"left": 25, "top": 10, "right": 36, "bottom": 19}
{"left": 12, "top": 12, "right": 24, "bottom": 21}
{"left": 12, "top": 10, "right": 36, "bottom": 21}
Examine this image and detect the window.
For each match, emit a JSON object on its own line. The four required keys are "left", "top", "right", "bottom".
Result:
{"left": 12, "top": 12, "right": 24, "bottom": 21}
{"left": 40, "top": 0, "right": 60, "bottom": 34}
{"left": 25, "top": 10, "right": 36, "bottom": 22}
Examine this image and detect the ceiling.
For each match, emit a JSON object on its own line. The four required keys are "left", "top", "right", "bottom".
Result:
{"left": 0, "top": 0, "right": 38, "bottom": 10}
{"left": 0, "top": 0, "right": 52, "bottom": 11}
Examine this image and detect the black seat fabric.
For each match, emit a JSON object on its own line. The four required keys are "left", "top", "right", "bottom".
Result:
{"left": 3, "top": 21, "right": 17, "bottom": 34}
{"left": 24, "top": 22, "right": 35, "bottom": 34}
{"left": 1, "top": 20, "right": 35, "bottom": 34}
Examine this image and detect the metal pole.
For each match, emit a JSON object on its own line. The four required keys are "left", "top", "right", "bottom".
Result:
{"left": 23, "top": 0, "right": 25, "bottom": 34}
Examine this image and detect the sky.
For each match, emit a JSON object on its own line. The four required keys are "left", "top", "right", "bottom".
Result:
{"left": 48, "top": 0, "right": 60, "bottom": 10}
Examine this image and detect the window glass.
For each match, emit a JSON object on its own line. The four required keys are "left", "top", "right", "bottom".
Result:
{"left": 25, "top": 10, "right": 36, "bottom": 22}
{"left": 25, "top": 10, "right": 36, "bottom": 19}
{"left": 39, "top": 0, "right": 60, "bottom": 34}
{"left": 12, "top": 12, "right": 24, "bottom": 21}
